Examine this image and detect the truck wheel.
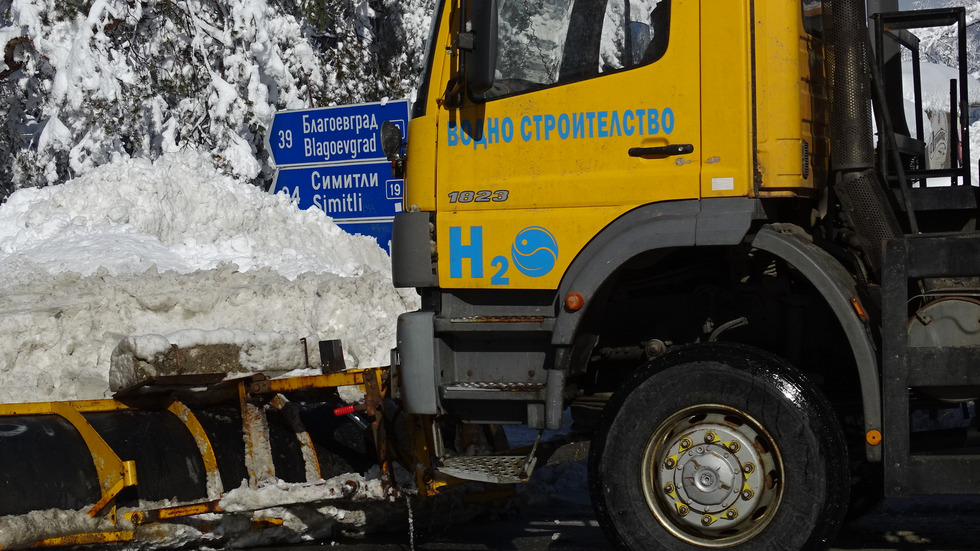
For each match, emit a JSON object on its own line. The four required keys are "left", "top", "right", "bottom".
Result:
{"left": 589, "top": 343, "right": 848, "bottom": 550}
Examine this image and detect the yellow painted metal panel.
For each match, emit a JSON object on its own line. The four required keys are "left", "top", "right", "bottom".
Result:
{"left": 754, "top": 0, "right": 824, "bottom": 196}
{"left": 436, "top": 206, "right": 633, "bottom": 289}
{"left": 0, "top": 399, "right": 130, "bottom": 415}
{"left": 405, "top": 115, "right": 439, "bottom": 212}
{"left": 404, "top": 0, "right": 456, "bottom": 212}
{"left": 248, "top": 370, "right": 366, "bottom": 395}
{"left": 433, "top": 0, "right": 702, "bottom": 290}
{"left": 699, "top": 0, "right": 754, "bottom": 198}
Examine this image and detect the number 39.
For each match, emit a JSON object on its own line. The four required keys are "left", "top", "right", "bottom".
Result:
{"left": 278, "top": 129, "right": 293, "bottom": 149}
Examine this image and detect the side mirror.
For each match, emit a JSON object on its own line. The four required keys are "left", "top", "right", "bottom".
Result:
{"left": 381, "top": 121, "right": 404, "bottom": 161}
{"left": 464, "top": 0, "right": 498, "bottom": 96}
{"left": 381, "top": 121, "right": 406, "bottom": 178}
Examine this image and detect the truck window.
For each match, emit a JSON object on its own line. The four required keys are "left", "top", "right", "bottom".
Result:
{"left": 486, "top": 0, "right": 670, "bottom": 100}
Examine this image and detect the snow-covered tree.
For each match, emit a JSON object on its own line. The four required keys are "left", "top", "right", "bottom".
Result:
{"left": 909, "top": 0, "right": 980, "bottom": 80}
{"left": 0, "top": 0, "right": 433, "bottom": 197}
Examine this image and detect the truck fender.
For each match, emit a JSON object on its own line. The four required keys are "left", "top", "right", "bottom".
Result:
{"left": 553, "top": 197, "right": 763, "bottom": 345}
{"left": 752, "top": 224, "right": 882, "bottom": 462}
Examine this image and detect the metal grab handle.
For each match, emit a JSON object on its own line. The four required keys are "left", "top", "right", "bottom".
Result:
{"left": 628, "top": 144, "right": 694, "bottom": 157}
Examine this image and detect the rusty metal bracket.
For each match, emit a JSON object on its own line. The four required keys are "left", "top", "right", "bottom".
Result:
{"left": 239, "top": 381, "right": 276, "bottom": 488}
{"left": 269, "top": 394, "right": 322, "bottom": 483}
{"left": 128, "top": 500, "right": 223, "bottom": 525}
{"left": 248, "top": 369, "right": 369, "bottom": 396}
{"left": 362, "top": 368, "right": 396, "bottom": 496}
{"left": 32, "top": 531, "right": 135, "bottom": 548}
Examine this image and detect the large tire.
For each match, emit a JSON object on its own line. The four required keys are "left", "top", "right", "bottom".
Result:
{"left": 589, "top": 343, "right": 848, "bottom": 550}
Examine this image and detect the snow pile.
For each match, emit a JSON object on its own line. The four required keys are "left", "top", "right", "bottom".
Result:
{"left": 897, "top": 61, "right": 980, "bottom": 185}
{"left": 0, "top": 151, "right": 419, "bottom": 403}
{"left": 903, "top": 61, "right": 980, "bottom": 111}
{"left": 0, "top": 151, "right": 390, "bottom": 282}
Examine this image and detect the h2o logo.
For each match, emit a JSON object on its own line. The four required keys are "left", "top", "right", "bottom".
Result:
{"left": 511, "top": 226, "right": 558, "bottom": 277}
{"left": 449, "top": 225, "right": 559, "bottom": 285}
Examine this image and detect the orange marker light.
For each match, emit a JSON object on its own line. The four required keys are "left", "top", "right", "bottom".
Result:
{"left": 850, "top": 296, "right": 869, "bottom": 323}
{"left": 866, "top": 429, "right": 882, "bottom": 446}
{"left": 565, "top": 292, "right": 585, "bottom": 312}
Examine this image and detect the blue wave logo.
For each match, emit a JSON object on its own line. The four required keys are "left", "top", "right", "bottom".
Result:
{"left": 512, "top": 227, "right": 558, "bottom": 277}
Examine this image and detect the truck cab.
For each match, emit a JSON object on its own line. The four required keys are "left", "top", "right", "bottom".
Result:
{"left": 389, "top": 0, "right": 979, "bottom": 549}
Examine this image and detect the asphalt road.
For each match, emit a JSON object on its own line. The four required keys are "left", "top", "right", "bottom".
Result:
{"left": 319, "top": 503, "right": 979, "bottom": 551}
{"left": 251, "top": 470, "right": 980, "bottom": 551}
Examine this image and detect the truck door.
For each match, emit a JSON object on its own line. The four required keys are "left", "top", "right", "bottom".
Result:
{"left": 436, "top": 0, "right": 701, "bottom": 290}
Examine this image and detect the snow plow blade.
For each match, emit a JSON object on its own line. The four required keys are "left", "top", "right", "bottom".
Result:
{"left": 0, "top": 341, "right": 398, "bottom": 549}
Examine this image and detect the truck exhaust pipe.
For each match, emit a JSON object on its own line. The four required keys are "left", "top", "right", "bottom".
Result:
{"left": 822, "top": 0, "right": 903, "bottom": 275}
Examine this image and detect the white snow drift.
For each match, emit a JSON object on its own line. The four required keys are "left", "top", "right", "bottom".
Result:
{"left": 0, "top": 150, "right": 419, "bottom": 404}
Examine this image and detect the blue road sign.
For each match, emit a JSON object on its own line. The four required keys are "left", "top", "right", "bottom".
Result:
{"left": 267, "top": 100, "right": 410, "bottom": 167}
{"left": 272, "top": 162, "right": 403, "bottom": 219}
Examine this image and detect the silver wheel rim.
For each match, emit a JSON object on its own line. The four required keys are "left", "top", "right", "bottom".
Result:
{"left": 640, "top": 404, "right": 784, "bottom": 547}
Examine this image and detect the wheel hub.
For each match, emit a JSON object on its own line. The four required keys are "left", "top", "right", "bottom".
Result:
{"left": 641, "top": 405, "right": 783, "bottom": 547}
{"left": 679, "top": 445, "right": 741, "bottom": 510}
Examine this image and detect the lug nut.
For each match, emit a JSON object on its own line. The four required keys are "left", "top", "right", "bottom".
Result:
{"left": 678, "top": 504, "right": 690, "bottom": 516}
{"left": 741, "top": 488, "right": 754, "bottom": 500}
{"left": 664, "top": 483, "right": 675, "bottom": 494}
{"left": 728, "top": 441, "right": 740, "bottom": 452}
{"left": 726, "top": 509, "right": 738, "bottom": 520}
{"left": 665, "top": 457, "right": 676, "bottom": 469}
{"left": 705, "top": 432, "right": 716, "bottom": 442}
{"left": 680, "top": 438, "right": 692, "bottom": 449}
{"left": 743, "top": 462, "right": 755, "bottom": 474}
{"left": 701, "top": 514, "right": 713, "bottom": 526}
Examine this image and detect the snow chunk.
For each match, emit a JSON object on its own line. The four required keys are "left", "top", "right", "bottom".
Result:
{"left": 109, "top": 328, "right": 322, "bottom": 391}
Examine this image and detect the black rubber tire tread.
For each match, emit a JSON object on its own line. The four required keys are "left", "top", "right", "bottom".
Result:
{"left": 589, "top": 343, "right": 849, "bottom": 551}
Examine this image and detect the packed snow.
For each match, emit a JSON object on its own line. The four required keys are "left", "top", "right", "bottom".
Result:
{"left": 0, "top": 150, "right": 419, "bottom": 404}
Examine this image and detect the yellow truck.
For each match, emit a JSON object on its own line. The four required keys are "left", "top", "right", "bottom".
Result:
{"left": 0, "top": 1, "right": 977, "bottom": 550}
{"left": 386, "top": 0, "right": 978, "bottom": 548}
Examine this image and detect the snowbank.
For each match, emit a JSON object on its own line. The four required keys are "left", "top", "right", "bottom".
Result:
{"left": 903, "top": 60, "right": 980, "bottom": 110}
{"left": 898, "top": 61, "right": 980, "bottom": 185}
{"left": 0, "top": 151, "right": 419, "bottom": 403}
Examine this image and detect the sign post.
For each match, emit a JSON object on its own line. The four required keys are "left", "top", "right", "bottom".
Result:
{"left": 267, "top": 100, "right": 409, "bottom": 252}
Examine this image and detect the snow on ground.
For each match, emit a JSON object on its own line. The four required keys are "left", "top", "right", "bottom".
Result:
{"left": 0, "top": 150, "right": 419, "bottom": 404}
